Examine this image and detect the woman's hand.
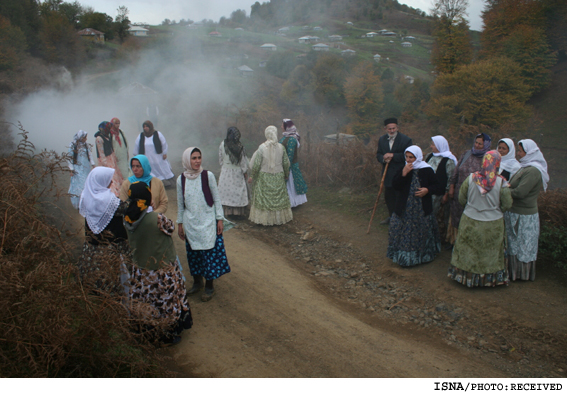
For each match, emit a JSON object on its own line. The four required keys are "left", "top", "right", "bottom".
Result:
{"left": 415, "top": 187, "right": 429, "bottom": 198}
{"left": 163, "top": 154, "right": 167, "bottom": 160}
{"left": 448, "top": 184, "right": 455, "bottom": 199}
{"left": 402, "top": 163, "right": 413, "bottom": 177}
{"left": 441, "top": 193, "right": 449, "bottom": 205}
{"left": 217, "top": 220, "right": 224, "bottom": 235}
{"left": 247, "top": 177, "right": 253, "bottom": 184}
{"left": 177, "top": 223, "right": 185, "bottom": 240}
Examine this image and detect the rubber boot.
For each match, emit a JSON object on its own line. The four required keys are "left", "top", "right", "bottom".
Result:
{"left": 187, "top": 275, "right": 204, "bottom": 295}
{"left": 201, "top": 279, "right": 215, "bottom": 302}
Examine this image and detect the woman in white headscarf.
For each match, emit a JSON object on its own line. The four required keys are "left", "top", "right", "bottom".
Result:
{"left": 497, "top": 138, "right": 521, "bottom": 181}
{"left": 177, "top": 147, "right": 232, "bottom": 302}
{"left": 425, "top": 136, "right": 457, "bottom": 237}
{"left": 248, "top": 126, "right": 292, "bottom": 226}
{"left": 388, "top": 145, "right": 442, "bottom": 266}
{"left": 78, "top": 167, "right": 129, "bottom": 292}
{"left": 505, "top": 139, "right": 549, "bottom": 281}
{"left": 68, "top": 130, "right": 95, "bottom": 209}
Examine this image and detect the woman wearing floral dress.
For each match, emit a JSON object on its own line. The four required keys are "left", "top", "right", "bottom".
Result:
{"left": 124, "top": 181, "right": 192, "bottom": 345}
{"left": 505, "top": 139, "right": 549, "bottom": 281}
{"left": 279, "top": 119, "right": 307, "bottom": 207}
{"left": 387, "top": 145, "right": 442, "bottom": 266}
{"left": 448, "top": 151, "right": 513, "bottom": 287}
{"left": 248, "top": 126, "right": 292, "bottom": 226}
{"left": 68, "top": 130, "right": 95, "bottom": 209}
{"left": 447, "top": 133, "right": 491, "bottom": 244}
{"left": 177, "top": 147, "right": 232, "bottom": 302}
{"left": 95, "top": 121, "right": 124, "bottom": 196}
{"left": 218, "top": 127, "right": 249, "bottom": 216}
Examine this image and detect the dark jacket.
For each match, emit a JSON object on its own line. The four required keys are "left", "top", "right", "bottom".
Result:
{"left": 376, "top": 132, "right": 413, "bottom": 188}
{"left": 391, "top": 167, "right": 441, "bottom": 217}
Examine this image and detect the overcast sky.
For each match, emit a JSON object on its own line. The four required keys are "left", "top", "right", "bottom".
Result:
{"left": 81, "top": 0, "right": 485, "bottom": 31}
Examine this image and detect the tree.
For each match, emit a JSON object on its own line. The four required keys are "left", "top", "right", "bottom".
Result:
{"left": 430, "top": 0, "right": 472, "bottom": 74}
{"left": 344, "top": 62, "right": 384, "bottom": 139}
{"left": 312, "top": 53, "right": 347, "bottom": 106}
{"left": 0, "top": 0, "right": 41, "bottom": 53}
{"left": 280, "top": 65, "right": 315, "bottom": 106}
{"left": 231, "top": 9, "right": 247, "bottom": 25}
{"left": 58, "top": 1, "right": 83, "bottom": 26}
{"left": 425, "top": 57, "right": 531, "bottom": 129}
{"left": 39, "top": 10, "right": 85, "bottom": 66}
{"left": 114, "top": 6, "right": 130, "bottom": 43}
{"left": 0, "top": 15, "right": 27, "bottom": 71}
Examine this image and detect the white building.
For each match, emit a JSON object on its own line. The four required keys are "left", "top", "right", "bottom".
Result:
{"left": 382, "top": 31, "right": 396, "bottom": 36}
{"left": 312, "top": 43, "right": 330, "bottom": 51}
{"left": 366, "top": 32, "right": 379, "bottom": 37}
{"left": 373, "top": 54, "right": 381, "bottom": 62}
{"left": 341, "top": 49, "right": 356, "bottom": 56}
{"left": 299, "top": 36, "right": 319, "bottom": 44}
{"left": 401, "top": 41, "right": 412, "bottom": 48}
{"left": 260, "top": 43, "right": 277, "bottom": 51}
{"left": 313, "top": 26, "right": 322, "bottom": 31}
{"left": 128, "top": 26, "right": 149, "bottom": 37}
{"left": 238, "top": 65, "right": 254, "bottom": 77}
{"left": 404, "top": 76, "right": 415, "bottom": 84}
{"left": 346, "top": 21, "right": 353, "bottom": 26}
{"left": 404, "top": 36, "right": 416, "bottom": 40}
{"left": 328, "top": 35, "right": 342, "bottom": 42}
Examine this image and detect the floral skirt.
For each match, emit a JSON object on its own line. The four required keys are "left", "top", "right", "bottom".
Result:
{"left": 185, "top": 234, "right": 231, "bottom": 281}
{"left": 505, "top": 212, "right": 539, "bottom": 281}
{"left": 127, "top": 258, "right": 192, "bottom": 340}
{"left": 77, "top": 241, "right": 130, "bottom": 294}
{"left": 387, "top": 173, "right": 441, "bottom": 267}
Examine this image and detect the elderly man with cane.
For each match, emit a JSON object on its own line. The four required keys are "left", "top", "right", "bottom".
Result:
{"left": 375, "top": 118, "right": 413, "bottom": 225}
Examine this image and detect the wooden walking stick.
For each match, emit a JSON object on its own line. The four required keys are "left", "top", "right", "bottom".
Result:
{"left": 367, "top": 161, "right": 389, "bottom": 234}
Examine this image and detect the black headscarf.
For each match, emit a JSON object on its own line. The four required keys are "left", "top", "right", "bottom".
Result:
{"left": 124, "top": 181, "right": 152, "bottom": 224}
{"left": 224, "top": 126, "right": 245, "bottom": 165}
{"left": 94, "top": 121, "right": 114, "bottom": 158}
{"left": 139, "top": 120, "right": 163, "bottom": 154}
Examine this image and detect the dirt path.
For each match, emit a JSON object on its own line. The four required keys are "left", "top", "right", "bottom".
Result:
{"left": 165, "top": 192, "right": 567, "bottom": 378}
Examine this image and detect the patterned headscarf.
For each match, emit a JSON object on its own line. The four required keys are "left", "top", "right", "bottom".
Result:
{"left": 282, "top": 118, "right": 300, "bottom": 147}
{"left": 224, "top": 127, "right": 245, "bottom": 165}
{"left": 472, "top": 150, "right": 503, "bottom": 195}
{"left": 110, "top": 117, "right": 122, "bottom": 147}
{"left": 182, "top": 147, "right": 203, "bottom": 180}
{"left": 128, "top": 154, "right": 153, "bottom": 186}
{"left": 124, "top": 181, "right": 152, "bottom": 224}
{"left": 472, "top": 133, "right": 492, "bottom": 157}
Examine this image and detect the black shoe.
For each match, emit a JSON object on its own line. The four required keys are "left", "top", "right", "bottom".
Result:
{"left": 187, "top": 275, "right": 204, "bottom": 295}
{"left": 201, "top": 287, "right": 215, "bottom": 302}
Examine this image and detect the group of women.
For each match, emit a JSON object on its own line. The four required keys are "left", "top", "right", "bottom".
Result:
{"left": 386, "top": 133, "right": 549, "bottom": 288}
{"left": 68, "top": 118, "right": 175, "bottom": 207}
{"left": 71, "top": 117, "right": 308, "bottom": 345}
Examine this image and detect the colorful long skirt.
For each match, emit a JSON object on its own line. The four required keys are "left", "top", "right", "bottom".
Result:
{"left": 448, "top": 214, "right": 509, "bottom": 287}
{"left": 77, "top": 240, "right": 130, "bottom": 294}
{"left": 387, "top": 173, "right": 441, "bottom": 267}
{"left": 185, "top": 234, "right": 231, "bottom": 280}
{"left": 127, "top": 258, "right": 192, "bottom": 340}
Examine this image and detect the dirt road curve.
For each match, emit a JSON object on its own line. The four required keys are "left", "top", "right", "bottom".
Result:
{"left": 167, "top": 200, "right": 567, "bottom": 378}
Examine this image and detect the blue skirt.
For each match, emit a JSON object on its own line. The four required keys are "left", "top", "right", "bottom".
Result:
{"left": 185, "top": 234, "right": 231, "bottom": 280}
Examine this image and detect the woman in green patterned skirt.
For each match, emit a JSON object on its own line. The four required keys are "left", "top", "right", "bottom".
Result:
{"left": 248, "top": 126, "right": 292, "bottom": 226}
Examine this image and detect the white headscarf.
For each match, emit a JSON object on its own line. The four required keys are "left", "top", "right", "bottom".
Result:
{"left": 498, "top": 138, "right": 521, "bottom": 178}
{"left": 260, "top": 126, "right": 280, "bottom": 172}
{"left": 79, "top": 167, "right": 121, "bottom": 234}
{"left": 519, "top": 139, "right": 549, "bottom": 191}
{"left": 405, "top": 145, "right": 432, "bottom": 170}
{"left": 182, "top": 147, "right": 203, "bottom": 180}
{"left": 431, "top": 135, "right": 458, "bottom": 166}
{"left": 70, "top": 130, "right": 87, "bottom": 147}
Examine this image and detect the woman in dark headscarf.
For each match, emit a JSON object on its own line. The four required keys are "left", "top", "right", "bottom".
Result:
{"left": 218, "top": 127, "right": 250, "bottom": 216}
{"left": 124, "top": 181, "right": 192, "bottom": 346}
{"left": 446, "top": 133, "right": 491, "bottom": 245}
{"left": 94, "top": 121, "right": 124, "bottom": 196}
{"left": 279, "top": 119, "right": 308, "bottom": 207}
{"left": 133, "top": 120, "right": 174, "bottom": 185}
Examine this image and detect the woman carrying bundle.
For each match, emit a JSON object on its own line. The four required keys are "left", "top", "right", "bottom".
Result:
{"left": 119, "top": 154, "right": 168, "bottom": 214}
{"left": 387, "top": 145, "right": 442, "bottom": 267}
{"left": 448, "top": 151, "right": 512, "bottom": 287}
{"left": 124, "top": 181, "right": 192, "bottom": 346}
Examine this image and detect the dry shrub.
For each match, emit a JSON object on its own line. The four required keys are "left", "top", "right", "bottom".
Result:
{"left": 537, "top": 189, "right": 567, "bottom": 271}
{"left": 0, "top": 128, "right": 170, "bottom": 377}
{"left": 300, "top": 137, "right": 382, "bottom": 190}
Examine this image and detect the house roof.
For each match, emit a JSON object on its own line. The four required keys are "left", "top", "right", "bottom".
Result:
{"left": 342, "top": 49, "right": 355, "bottom": 53}
{"left": 261, "top": 43, "right": 276, "bottom": 47}
{"left": 312, "top": 43, "right": 329, "bottom": 47}
{"left": 128, "top": 26, "right": 148, "bottom": 32}
{"left": 238, "top": 65, "right": 253, "bottom": 72}
{"left": 77, "top": 28, "right": 104, "bottom": 36}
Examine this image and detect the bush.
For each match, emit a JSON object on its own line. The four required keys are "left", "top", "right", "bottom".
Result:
{"left": 0, "top": 129, "right": 170, "bottom": 377}
{"left": 537, "top": 189, "right": 567, "bottom": 273}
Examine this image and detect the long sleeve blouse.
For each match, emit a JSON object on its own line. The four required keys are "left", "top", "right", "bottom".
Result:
{"left": 392, "top": 167, "right": 441, "bottom": 216}
{"left": 176, "top": 171, "right": 225, "bottom": 250}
